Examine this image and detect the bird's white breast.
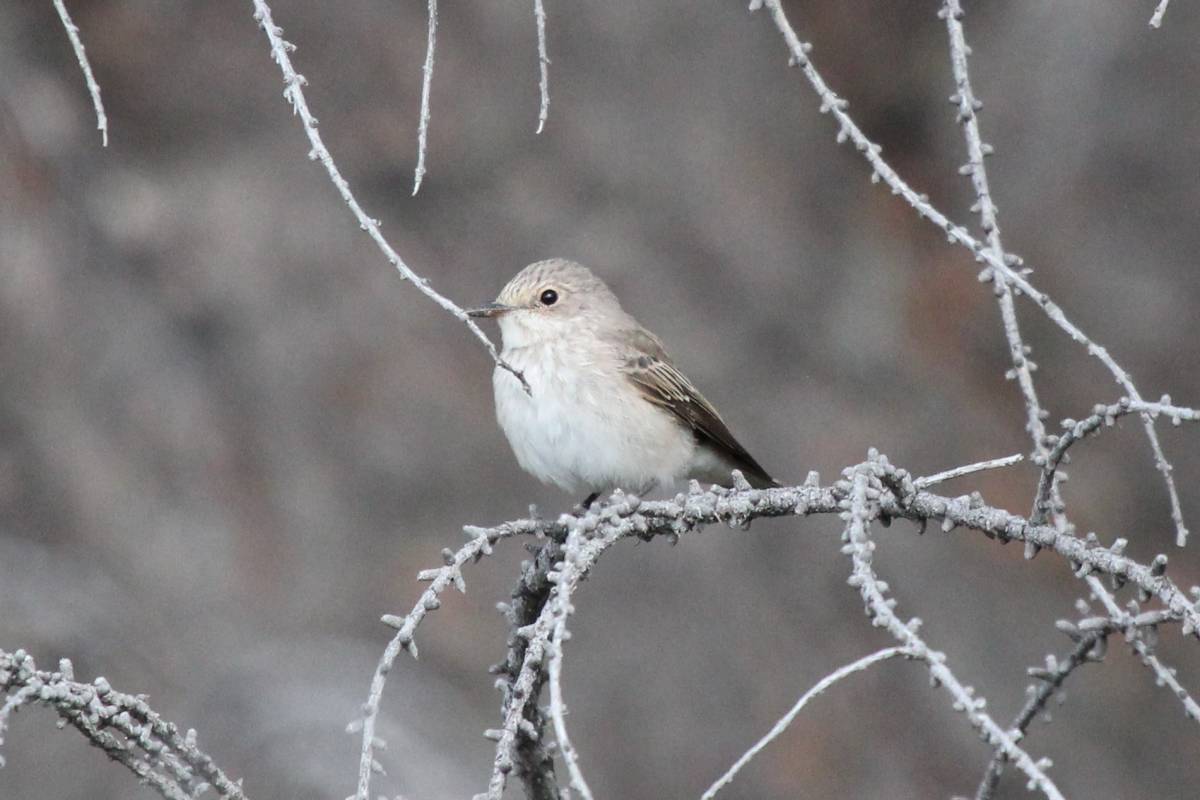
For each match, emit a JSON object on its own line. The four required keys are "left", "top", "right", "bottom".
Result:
{"left": 493, "top": 334, "right": 694, "bottom": 495}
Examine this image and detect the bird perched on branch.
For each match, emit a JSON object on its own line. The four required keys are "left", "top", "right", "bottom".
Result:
{"left": 469, "top": 259, "right": 776, "bottom": 507}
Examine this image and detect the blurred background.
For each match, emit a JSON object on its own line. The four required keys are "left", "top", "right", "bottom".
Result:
{"left": 2, "top": 1, "right": 1198, "bottom": 797}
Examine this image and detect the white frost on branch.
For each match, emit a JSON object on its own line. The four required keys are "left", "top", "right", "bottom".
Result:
{"left": 363, "top": 448, "right": 1200, "bottom": 797}
{"left": 913, "top": 453, "right": 1023, "bottom": 489}
{"left": 841, "top": 457, "right": 1064, "bottom": 800}
{"left": 940, "top": 0, "right": 1052, "bottom": 503}
{"left": 753, "top": 0, "right": 1189, "bottom": 546}
{"left": 52, "top": 0, "right": 108, "bottom": 146}
{"left": 350, "top": 522, "right": 535, "bottom": 800}
{"left": 247, "top": 0, "right": 529, "bottom": 391}
{"left": 0, "top": 650, "right": 245, "bottom": 799}
{"left": 700, "top": 646, "right": 911, "bottom": 799}
{"left": 1150, "top": 0, "right": 1171, "bottom": 28}
{"left": 534, "top": 0, "right": 551, "bottom": 133}
{"left": 412, "top": 0, "right": 438, "bottom": 195}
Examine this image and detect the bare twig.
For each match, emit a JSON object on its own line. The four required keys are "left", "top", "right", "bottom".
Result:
{"left": 1150, "top": 0, "right": 1171, "bottom": 28}
{"left": 365, "top": 458, "right": 1199, "bottom": 799}
{"left": 700, "top": 647, "right": 910, "bottom": 800}
{"left": 1086, "top": 575, "right": 1200, "bottom": 721}
{"left": 1034, "top": 398, "right": 1200, "bottom": 524}
{"left": 0, "top": 650, "right": 245, "bottom": 800}
{"left": 52, "top": 0, "right": 108, "bottom": 146}
{"left": 412, "top": 0, "right": 438, "bottom": 195}
{"left": 247, "top": 0, "right": 529, "bottom": 392}
{"left": 484, "top": 499, "right": 641, "bottom": 800}
{"left": 975, "top": 631, "right": 1105, "bottom": 800}
{"left": 351, "top": 523, "right": 537, "bottom": 800}
{"left": 914, "top": 453, "right": 1023, "bottom": 489}
{"left": 940, "top": 0, "right": 1049, "bottom": 480}
{"left": 754, "top": 0, "right": 1189, "bottom": 545}
{"left": 534, "top": 0, "right": 551, "bottom": 133}
{"left": 492, "top": 538, "right": 566, "bottom": 800}
{"left": 842, "top": 459, "right": 1064, "bottom": 800}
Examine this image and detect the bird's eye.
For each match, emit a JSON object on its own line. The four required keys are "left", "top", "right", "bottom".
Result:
{"left": 539, "top": 289, "right": 558, "bottom": 306}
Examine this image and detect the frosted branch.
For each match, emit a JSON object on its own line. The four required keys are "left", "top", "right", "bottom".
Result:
{"left": 1150, "top": 0, "right": 1171, "bottom": 28}
{"left": 754, "top": 0, "right": 1189, "bottom": 545}
{"left": 940, "top": 0, "right": 1050, "bottom": 483}
{"left": 0, "top": 649, "right": 245, "bottom": 800}
{"left": 974, "top": 628, "right": 1104, "bottom": 800}
{"left": 700, "top": 646, "right": 910, "bottom": 800}
{"left": 841, "top": 458, "right": 1063, "bottom": 800}
{"left": 914, "top": 453, "right": 1023, "bottom": 489}
{"left": 351, "top": 522, "right": 537, "bottom": 800}
{"left": 1085, "top": 575, "right": 1200, "bottom": 721}
{"left": 247, "top": 0, "right": 529, "bottom": 392}
{"left": 52, "top": 0, "right": 108, "bottom": 147}
{"left": 1033, "top": 398, "right": 1200, "bottom": 524}
{"left": 976, "top": 584, "right": 1200, "bottom": 798}
{"left": 360, "top": 452, "right": 1200, "bottom": 797}
{"left": 534, "top": 0, "right": 550, "bottom": 133}
{"left": 412, "top": 0, "right": 437, "bottom": 195}
{"left": 482, "top": 498, "right": 642, "bottom": 800}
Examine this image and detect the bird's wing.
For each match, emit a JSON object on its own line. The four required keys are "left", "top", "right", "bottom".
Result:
{"left": 615, "top": 327, "right": 777, "bottom": 488}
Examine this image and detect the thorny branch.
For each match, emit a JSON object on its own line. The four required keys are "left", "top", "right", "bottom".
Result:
{"left": 0, "top": 649, "right": 245, "bottom": 800}
{"left": 357, "top": 450, "right": 1200, "bottom": 799}
{"left": 974, "top": 629, "right": 1105, "bottom": 800}
{"left": 935, "top": 3, "right": 1199, "bottom": 794}
{"left": 349, "top": 521, "right": 542, "bottom": 800}
{"left": 940, "top": 0, "right": 1050, "bottom": 483}
{"left": 1034, "top": 399, "right": 1200, "bottom": 524}
{"left": 247, "top": 0, "right": 529, "bottom": 392}
{"left": 534, "top": 0, "right": 551, "bottom": 134}
{"left": 753, "top": 0, "right": 1189, "bottom": 546}
{"left": 843, "top": 459, "right": 1063, "bottom": 800}
{"left": 32, "top": 4, "right": 1200, "bottom": 799}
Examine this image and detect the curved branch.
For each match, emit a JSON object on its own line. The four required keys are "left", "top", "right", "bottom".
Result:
{"left": 352, "top": 522, "right": 538, "bottom": 800}
{"left": 0, "top": 650, "right": 245, "bottom": 800}
{"left": 53, "top": 0, "right": 108, "bottom": 147}
{"left": 754, "top": 0, "right": 1188, "bottom": 545}
{"left": 247, "top": 0, "right": 528, "bottom": 391}
{"left": 701, "top": 646, "right": 911, "bottom": 799}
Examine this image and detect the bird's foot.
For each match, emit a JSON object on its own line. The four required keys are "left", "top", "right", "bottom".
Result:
{"left": 574, "top": 492, "right": 601, "bottom": 514}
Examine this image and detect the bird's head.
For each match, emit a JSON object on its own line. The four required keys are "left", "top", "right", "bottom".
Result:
{"left": 469, "top": 259, "right": 624, "bottom": 348}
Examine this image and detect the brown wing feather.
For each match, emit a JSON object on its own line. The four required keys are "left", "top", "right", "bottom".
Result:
{"left": 617, "top": 329, "right": 776, "bottom": 488}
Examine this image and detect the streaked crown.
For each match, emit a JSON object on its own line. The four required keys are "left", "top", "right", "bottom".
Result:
{"left": 495, "top": 259, "right": 622, "bottom": 314}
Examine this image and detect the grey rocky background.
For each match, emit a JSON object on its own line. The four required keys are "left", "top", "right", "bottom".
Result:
{"left": 1, "top": 1, "right": 1198, "bottom": 797}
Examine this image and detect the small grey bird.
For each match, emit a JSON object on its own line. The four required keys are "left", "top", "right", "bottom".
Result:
{"left": 469, "top": 259, "right": 776, "bottom": 506}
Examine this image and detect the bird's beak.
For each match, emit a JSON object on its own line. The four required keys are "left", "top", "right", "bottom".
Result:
{"left": 467, "top": 302, "right": 512, "bottom": 319}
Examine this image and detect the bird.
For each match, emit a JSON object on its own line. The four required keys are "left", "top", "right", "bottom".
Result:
{"left": 468, "top": 258, "right": 777, "bottom": 508}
